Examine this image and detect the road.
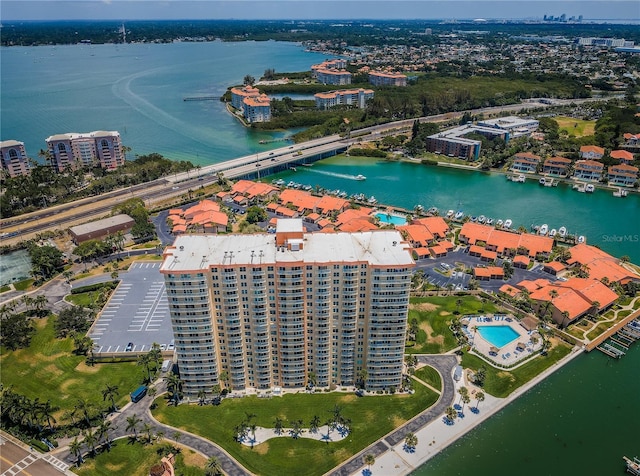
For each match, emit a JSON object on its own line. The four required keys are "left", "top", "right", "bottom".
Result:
{"left": 0, "top": 97, "right": 604, "bottom": 246}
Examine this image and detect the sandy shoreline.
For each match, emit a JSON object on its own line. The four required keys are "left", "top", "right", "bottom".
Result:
{"left": 345, "top": 346, "right": 585, "bottom": 476}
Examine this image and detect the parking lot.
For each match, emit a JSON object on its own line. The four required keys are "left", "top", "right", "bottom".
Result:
{"left": 88, "top": 262, "right": 174, "bottom": 354}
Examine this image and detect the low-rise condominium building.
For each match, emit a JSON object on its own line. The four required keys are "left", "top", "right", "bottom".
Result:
{"left": 0, "top": 140, "right": 31, "bottom": 178}
{"left": 314, "top": 88, "right": 374, "bottom": 110}
{"left": 160, "top": 219, "right": 415, "bottom": 396}
{"left": 368, "top": 71, "right": 408, "bottom": 87}
{"left": 46, "top": 131, "right": 124, "bottom": 172}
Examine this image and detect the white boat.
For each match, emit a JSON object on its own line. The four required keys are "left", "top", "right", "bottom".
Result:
{"left": 355, "top": 174, "right": 366, "bottom": 181}
{"left": 538, "top": 177, "right": 546, "bottom": 185}
{"left": 446, "top": 209, "right": 455, "bottom": 218}
{"left": 428, "top": 207, "right": 438, "bottom": 215}
{"left": 549, "top": 228, "right": 557, "bottom": 237}
{"left": 558, "top": 226, "right": 567, "bottom": 238}
{"left": 496, "top": 219, "right": 504, "bottom": 227}
{"left": 367, "top": 196, "right": 377, "bottom": 204}
{"left": 454, "top": 210, "right": 464, "bottom": 220}
{"left": 578, "top": 235, "right": 586, "bottom": 244}
{"left": 613, "top": 188, "right": 628, "bottom": 197}
{"left": 504, "top": 219, "right": 513, "bottom": 229}
{"left": 585, "top": 183, "right": 595, "bottom": 193}
{"left": 486, "top": 218, "right": 494, "bottom": 225}
{"left": 478, "top": 215, "right": 486, "bottom": 224}
{"left": 539, "top": 224, "right": 548, "bottom": 235}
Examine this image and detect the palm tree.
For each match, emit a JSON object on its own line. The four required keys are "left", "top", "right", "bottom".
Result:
{"left": 274, "top": 416, "right": 284, "bottom": 435}
{"left": 197, "top": 389, "right": 207, "bottom": 406}
{"left": 96, "top": 419, "right": 112, "bottom": 449}
{"left": 102, "top": 384, "right": 119, "bottom": 413}
{"left": 219, "top": 370, "right": 230, "bottom": 390}
{"left": 475, "top": 391, "right": 485, "bottom": 411}
{"left": 40, "top": 399, "right": 58, "bottom": 431}
{"left": 310, "top": 415, "right": 321, "bottom": 434}
{"left": 126, "top": 414, "right": 141, "bottom": 439}
{"left": 357, "top": 368, "right": 369, "bottom": 389}
{"left": 83, "top": 428, "right": 98, "bottom": 456}
{"left": 69, "top": 437, "right": 83, "bottom": 466}
{"left": 364, "top": 453, "right": 375, "bottom": 470}
{"left": 404, "top": 432, "right": 418, "bottom": 451}
{"left": 460, "top": 392, "right": 471, "bottom": 414}
{"left": 205, "top": 456, "right": 223, "bottom": 476}
{"left": 155, "top": 430, "right": 165, "bottom": 444}
{"left": 164, "top": 372, "right": 183, "bottom": 405}
{"left": 142, "top": 422, "right": 153, "bottom": 444}
{"left": 138, "top": 353, "right": 153, "bottom": 383}
{"left": 445, "top": 406, "right": 457, "bottom": 424}
{"left": 75, "top": 399, "right": 93, "bottom": 427}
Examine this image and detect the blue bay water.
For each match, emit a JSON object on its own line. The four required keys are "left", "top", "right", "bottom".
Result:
{"left": 2, "top": 40, "right": 639, "bottom": 476}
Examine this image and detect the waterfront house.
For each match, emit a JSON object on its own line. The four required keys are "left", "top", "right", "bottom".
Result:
{"left": 542, "top": 156, "right": 572, "bottom": 176}
{"left": 529, "top": 284, "right": 592, "bottom": 327}
{"left": 368, "top": 71, "right": 408, "bottom": 87}
{"left": 314, "top": 88, "right": 374, "bottom": 110}
{"left": 610, "top": 149, "right": 635, "bottom": 165}
{"left": 242, "top": 94, "right": 272, "bottom": 123}
{"left": 511, "top": 152, "right": 542, "bottom": 173}
{"left": 231, "top": 180, "right": 279, "bottom": 201}
{"left": 459, "top": 223, "right": 553, "bottom": 259}
{"left": 412, "top": 216, "right": 450, "bottom": 239}
{"left": 579, "top": 145, "right": 605, "bottom": 160}
{"left": 573, "top": 160, "right": 604, "bottom": 182}
{"left": 0, "top": 140, "right": 30, "bottom": 178}
{"left": 608, "top": 163, "right": 639, "bottom": 187}
{"left": 230, "top": 85, "right": 261, "bottom": 110}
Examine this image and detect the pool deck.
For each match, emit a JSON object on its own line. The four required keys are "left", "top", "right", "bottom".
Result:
{"left": 462, "top": 315, "right": 542, "bottom": 367}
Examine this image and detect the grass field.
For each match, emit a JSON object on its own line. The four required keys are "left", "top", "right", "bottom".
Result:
{"left": 406, "top": 295, "right": 500, "bottom": 354}
{"left": 461, "top": 339, "right": 572, "bottom": 398}
{"left": 0, "top": 317, "right": 142, "bottom": 424}
{"left": 414, "top": 365, "right": 443, "bottom": 390}
{"left": 555, "top": 116, "right": 596, "bottom": 138}
{"left": 153, "top": 383, "right": 439, "bottom": 476}
{"left": 75, "top": 441, "right": 206, "bottom": 476}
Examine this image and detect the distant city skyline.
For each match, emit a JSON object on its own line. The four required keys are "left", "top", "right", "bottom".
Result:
{"left": 1, "top": 1, "right": 638, "bottom": 22}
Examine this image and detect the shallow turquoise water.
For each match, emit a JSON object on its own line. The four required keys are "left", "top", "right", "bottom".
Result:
{"left": 477, "top": 325, "right": 520, "bottom": 348}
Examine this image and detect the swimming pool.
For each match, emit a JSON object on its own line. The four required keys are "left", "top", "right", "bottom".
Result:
{"left": 375, "top": 212, "right": 407, "bottom": 226}
{"left": 477, "top": 325, "right": 520, "bottom": 348}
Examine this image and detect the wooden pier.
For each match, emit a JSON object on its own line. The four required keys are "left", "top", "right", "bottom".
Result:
{"left": 586, "top": 310, "right": 640, "bottom": 353}
{"left": 183, "top": 96, "right": 220, "bottom": 101}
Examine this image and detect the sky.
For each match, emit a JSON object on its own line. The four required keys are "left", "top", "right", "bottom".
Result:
{"left": 1, "top": 0, "right": 638, "bottom": 21}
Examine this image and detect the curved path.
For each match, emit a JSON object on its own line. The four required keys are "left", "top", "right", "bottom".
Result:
{"left": 327, "top": 354, "right": 458, "bottom": 476}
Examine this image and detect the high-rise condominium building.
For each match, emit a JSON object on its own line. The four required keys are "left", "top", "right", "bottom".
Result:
{"left": 46, "top": 131, "right": 124, "bottom": 172}
{"left": 160, "top": 219, "right": 415, "bottom": 396}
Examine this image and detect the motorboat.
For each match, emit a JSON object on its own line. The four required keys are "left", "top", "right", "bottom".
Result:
{"left": 496, "top": 219, "right": 504, "bottom": 227}
{"left": 486, "top": 218, "right": 494, "bottom": 225}
{"left": 478, "top": 215, "right": 486, "bottom": 224}
{"left": 470, "top": 216, "right": 477, "bottom": 222}
{"left": 549, "top": 229, "right": 557, "bottom": 237}
{"left": 558, "top": 226, "right": 567, "bottom": 238}
{"left": 454, "top": 210, "right": 464, "bottom": 220}
{"left": 428, "top": 207, "right": 438, "bottom": 215}
{"left": 446, "top": 209, "right": 455, "bottom": 218}
{"left": 367, "top": 196, "right": 377, "bottom": 204}
{"left": 613, "top": 188, "right": 628, "bottom": 197}
{"left": 504, "top": 219, "right": 513, "bottom": 229}
{"left": 585, "top": 183, "right": 595, "bottom": 193}
{"left": 539, "top": 224, "right": 549, "bottom": 235}
{"left": 355, "top": 174, "right": 366, "bottom": 181}
{"left": 578, "top": 235, "right": 586, "bottom": 244}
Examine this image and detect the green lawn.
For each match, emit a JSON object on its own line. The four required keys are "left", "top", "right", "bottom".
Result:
{"left": 75, "top": 441, "right": 205, "bottom": 476}
{"left": 65, "top": 290, "right": 103, "bottom": 307}
{"left": 152, "top": 383, "right": 439, "bottom": 476}
{"left": 406, "top": 295, "right": 500, "bottom": 354}
{"left": 414, "top": 365, "right": 442, "bottom": 391}
{"left": 13, "top": 278, "right": 34, "bottom": 291}
{"left": 0, "top": 317, "right": 142, "bottom": 424}
{"left": 461, "top": 341, "right": 572, "bottom": 398}
{"left": 555, "top": 116, "right": 596, "bottom": 138}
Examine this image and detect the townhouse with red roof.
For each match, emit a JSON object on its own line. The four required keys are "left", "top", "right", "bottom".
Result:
{"left": 573, "top": 159, "right": 604, "bottom": 182}
{"left": 579, "top": 145, "right": 605, "bottom": 160}
{"left": 610, "top": 149, "right": 635, "bottom": 165}
{"left": 510, "top": 152, "right": 542, "bottom": 173}
{"left": 623, "top": 133, "right": 640, "bottom": 147}
{"left": 607, "top": 163, "right": 639, "bottom": 187}
{"left": 542, "top": 156, "right": 572, "bottom": 176}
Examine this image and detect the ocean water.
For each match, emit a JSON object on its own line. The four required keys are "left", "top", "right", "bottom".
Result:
{"left": 2, "top": 40, "right": 639, "bottom": 476}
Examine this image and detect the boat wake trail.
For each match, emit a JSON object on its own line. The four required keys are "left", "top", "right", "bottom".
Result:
{"left": 304, "top": 168, "right": 362, "bottom": 181}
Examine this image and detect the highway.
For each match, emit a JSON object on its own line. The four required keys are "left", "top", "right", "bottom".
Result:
{"left": 0, "top": 97, "right": 600, "bottom": 245}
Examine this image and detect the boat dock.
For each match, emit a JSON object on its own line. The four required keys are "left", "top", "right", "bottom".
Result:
{"left": 183, "top": 96, "right": 220, "bottom": 101}
{"left": 624, "top": 456, "right": 640, "bottom": 475}
{"left": 586, "top": 310, "right": 640, "bottom": 357}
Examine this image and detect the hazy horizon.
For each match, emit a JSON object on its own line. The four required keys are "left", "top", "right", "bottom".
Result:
{"left": 1, "top": 1, "right": 638, "bottom": 22}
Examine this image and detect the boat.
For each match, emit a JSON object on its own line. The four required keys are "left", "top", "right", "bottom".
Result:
{"left": 613, "top": 188, "right": 628, "bottom": 197}
{"left": 428, "top": 207, "right": 438, "bottom": 215}
{"left": 355, "top": 174, "right": 366, "bottom": 181}
{"left": 290, "top": 166, "right": 297, "bottom": 172}
{"left": 578, "top": 235, "right": 586, "bottom": 244}
{"left": 573, "top": 182, "right": 586, "bottom": 192}
{"left": 539, "top": 224, "right": 548, "bottom": 235}
{"left": 549, "top": 228, "right": 557, "bottom": 237}
{"left": 287, "top": 181, "right": 295, "bottom": 188}
{"left": 538, "top": 177, "right": 546, "bottom": 185}
{"left": 470, "top": 216, "right": 477, "bottom": 222}
{"left": 558, "top": 226, "right": 567, "bottom": 238}
{"left": 367, "top": 196, "right": 377, "bottom": 205}
{"left": 454, "top": 210, "right": 464, "bottom": 220}
{"left": 540, "top": 177, "right": 557, "bottom": 187}
{"left": 446, "top": 209, "right": 455, "bottom": 218}
{"left": 477, "top": 215, "right": 486, "bottom": 224}
{"left": 496, "top": 219, "right": 504, "bottom": 227}
{"left": 486, "top": 218, "right": 494, "bottom": 225}
{"left": 623, "top": 456, "right": 640, "bottom": 475}
{"left": 509, "top": 174, "right": 526, "bottom": 183}
{"left": 504, "top": 219, "right": 513, "bottom": 229}
{"left": 585, "top": 183, "right": 595, "bottom": 193}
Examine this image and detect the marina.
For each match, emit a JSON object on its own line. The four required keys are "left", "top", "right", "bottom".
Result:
{"left": 625, "top": 456, "right": 640, "bottom": 476}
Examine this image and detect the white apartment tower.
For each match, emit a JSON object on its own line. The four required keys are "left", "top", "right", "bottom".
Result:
{"left": 160, "top": 219, "right": 415, "bottom": 396}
